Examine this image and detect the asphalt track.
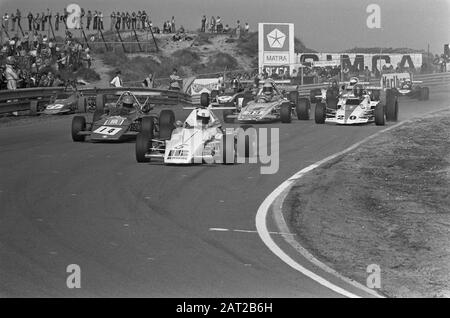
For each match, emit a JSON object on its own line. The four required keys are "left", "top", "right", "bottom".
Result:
{"left": 1, "top": 88, "right": 449, "bottom": 297}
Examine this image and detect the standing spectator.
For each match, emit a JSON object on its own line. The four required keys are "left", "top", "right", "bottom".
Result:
{"left": 171, "top": 16, "right": 176, "bottom": 33}
{"left": 131, "top": 12, "right": 137, "bottom": 30}
{"left": 86, "top": 10, "right": 92, "bottom": 30}
{"left": 169, "top": 68, "right": 182, "bottom": 91}
{"left": 115, "top": 11, "right": 121, "bottom": 30}
{"left": 41, "top": 11, "right": 46, "bottom": 31}
{"left": 216, "top": 16, "right": 222, "bottom": 33}
{"left": 201, "top": 15, "right": 206, "bottom": 32}
{"left": 244, "top": 22, "right": 249, "bottom": 33}
{"left": 16, "top": 9, "right": 22, "bottom": 31}
{"left": 27, "top": 12, "right": 33, "bottom": 31}
{"left": 126, "top": 12, "right": 131, "bottom": 29}
{"left": 142, "top": 73, "right": 154, "bottom": 88}
{"left": 99, "top": 11, "right": 104, "bottom": 30}
{"left": 80, "top": 8, "right": 85, "bottom": 28}
{"left": 93, "top": 11, "right": 98, "bottom": 30}
{"left": 5, "top": 57, "right": 18, "bottom": 90}
{"left": 110, "top": 70, "right": 123, "bottom": 87}
{"left": 235, "top": 20, "right": 241, "bottom": 38}
{"left": 121, "top": 12, "right": 126, "bottom": 30}
{"left": 210, "top": 16, "right": 215, "bottom": 33}
{"left": 55, "top": 12, "right": 60, "bottom": 31}
{"left": 137, "top": 11, "right": 142, "bottom": 29}
{"left": 34, "top": 13, "right": 40, "bottom": 31}
{"left": 141, "top": 11, "right": 147, "bottom": 30}
{"left": 52, "top": 74, "right": 64, "bottom": 87}
{"left": 3, "top": 13, "right": 9, "bottom": 31}
{"left": 110, "top": 12, "right": 116, "bottom": 31}
{"left": 47, "top": 9, "right": 52, "bottom": 31}
{"left": 363, "top": 66, "right": 371, "bottom": 82}
{"left": 11, "top": 13, "right": 16, "bottom": 32}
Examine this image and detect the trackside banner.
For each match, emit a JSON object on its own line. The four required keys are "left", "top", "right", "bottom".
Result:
{"left": 190, "top": 78, "right": 221, "bottom": 96}
{"left": 259, "top": 23, "right": 295, "bottom": 76}
{"left": 296, "top": 53, "right": 423, "bottom": 72}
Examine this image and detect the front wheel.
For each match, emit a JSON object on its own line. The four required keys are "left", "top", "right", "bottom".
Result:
{"left": 374, "top": 104, "right": 385, "bottom": 126}
{"left": 280, "top": 103, "right": 292, "bottom": 123}
{"left": 72, "top": 116, "right": 86, "bottom": 142}
{"left": 136, "top": 132, "right": 151, "bottom": 163}
{"left": 296, "top": 98, "right": 310, "bottom": 120}
{"left": 314, "top": 102, "right": 326, "bottom": 124}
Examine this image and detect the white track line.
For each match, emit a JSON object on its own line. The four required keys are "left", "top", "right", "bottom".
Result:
{"left": 256, "top": 106, "right": 450, "bottom": 298}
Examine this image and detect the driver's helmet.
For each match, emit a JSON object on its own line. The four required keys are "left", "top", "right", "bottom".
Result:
{"left": 353, "top": 84, "right": 364, "bottom": 98}
{"left": 349, "top": 77, "right": 359, "bottom": 86}
{"left": 331, "top": 79, "right": 338, "bottom": 88}
{"left": 196, "top": 108, "right": 211, "bottom": 126}
{"left": 262, "top": 82, "right": 273, "bottom": 98}
{"left": 122, "top": 95, "right": 134, "bottom": 109}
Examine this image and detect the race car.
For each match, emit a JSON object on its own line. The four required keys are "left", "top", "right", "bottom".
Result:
{"left": 71, "top": 91, "right": 174, "bottom": 142}
{"left": 314, "top": 79, "right": 399, "bottom": 126}
{"left": 41, "top": 90, "right": 86, "bottom": 115}
{"left": 381, "top": 72, "right": 429, "bottom": 100}
{"left": 135, "top": 106, "right": 253, "bottom": 164}
{"left": 204, "top": 80, "right": 311, "bottom": 123}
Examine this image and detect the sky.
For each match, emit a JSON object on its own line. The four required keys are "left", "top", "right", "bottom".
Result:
{"left": 0, "top": 0, "right": 448, "bottom": 54}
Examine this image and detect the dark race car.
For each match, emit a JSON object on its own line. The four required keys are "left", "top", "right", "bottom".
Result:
{"left": 71, "top": 91, "right": 175, "bottom": 142}
{"left": 41, "top": 90, "right": 85, "bottom": 115}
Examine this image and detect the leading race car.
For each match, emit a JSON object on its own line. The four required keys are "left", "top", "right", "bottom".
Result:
{"left": 381, "top": 72, "right": 429, "bottom": 100}
{"left": 204, "top": 79, "right": 311, "bottom": 124}
{"left": 135, "top": 106, "right": 253, "bottom": 165}
{"left": 71, "top": 91, "right": 174, "bottom": 142}
{"left": 314, "top": 78, "right": 399, "bottom": 126}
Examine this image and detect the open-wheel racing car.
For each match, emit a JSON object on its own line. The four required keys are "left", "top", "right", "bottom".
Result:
{"left": 204, "top": 79, "right": 311, "bottom": 124}
{"left": 313, "top": 77, "right": 399, "bottom": 126}
{"left": 41, "top": 89, "right": 87, "bottom": 115}
{"left": 135, "top": 106, "right": 254, "bottom": 165}
{"left": 71, "top": 91, "right": 175, "bottom": 142}
{"left": 381, "top": 72, "right": 429, "bottom": 100}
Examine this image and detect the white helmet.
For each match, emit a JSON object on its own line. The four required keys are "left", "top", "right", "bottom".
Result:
{"left": 349, "top": 77, "right": 359, "bottom": 86}
{"left": 196, "top": 109, "right": 211, "bottom": 125}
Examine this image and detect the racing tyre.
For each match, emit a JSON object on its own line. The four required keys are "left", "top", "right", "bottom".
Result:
{"left": 280, "top": 103, "right": 292, "bottom": 123}
{"left": 288, "top": 91, "right": 299, "bottom": 105}
{"left": 136, "top": 132, "right": 151, "bottom": 163}
{"left": 30, "top": 100, "right": 39, "bottom": 116}
{"left": 77, "top": 96, "right": 87, "bottom": 113}
{"left": 223, "top": 107, "right": 235, "bottom": 124}
{"left": 314, "top": 102, "right": 326, "bottom": 124}
{"left": 236, "top": 125, "right": 256, "bottom": 159}
{"left": 310, "top": 88, "right": 322, "bottom": 104}
{"left": 141, "top": 116, "right": 155, "bottom": 137}
{"left": 221, "top": 134, "right": 235, "bottom": 165}
{"left": 385, "top": 90, "right": 397, "bottom": 122}
{"left": 72, "top": 116, "right": 86, "bottom": 142}
{"left": 296, "top": 98, "right": 310, "bottom": 120}
{"left": 200, "top": 92, "right": 210, "bottom": 107}
{"left": 159, "top": 109, "right": 175, "bottom": 140}
{"left": 374, "top": 104, "right": 385, "bottom": 126}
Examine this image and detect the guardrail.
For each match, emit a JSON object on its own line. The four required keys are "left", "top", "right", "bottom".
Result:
{"left": 0, "top": 87, "right": 192, "bottom": 115}
{"left": 0, "top": 72, "right": 448, "bottom": 115}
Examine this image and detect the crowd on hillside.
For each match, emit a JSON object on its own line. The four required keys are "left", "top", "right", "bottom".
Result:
{"left": 0, "top": 31, "right": 92, "bottom": 90}
{"left": 200, "top": 15, "right": 250, "bottom": 37}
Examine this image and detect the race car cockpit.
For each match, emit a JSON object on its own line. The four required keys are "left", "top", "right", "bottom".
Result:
{"left": 184, "top": 108, "right": 219, "bottom": 129}
{"left": 256, "top": 81, "right": 280, "bottom": 103}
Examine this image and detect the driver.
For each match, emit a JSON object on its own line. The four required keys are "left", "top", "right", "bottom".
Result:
{"left": 353, "top": 84, "right": 365, "bottom": 99}
{"left": 118, "top": 95, "right": 136, "bottom": 115}
{"left": 401, "top": 79, "right": 412, "bottom": 89}
{"left": 349, "top": 77, "right": 359, "bottom": 87}
{"left": 196, "top": 108, "right": 212, "bottom": 128}
{"left": 260, "top": 82, "right": 274, "bottom": 102}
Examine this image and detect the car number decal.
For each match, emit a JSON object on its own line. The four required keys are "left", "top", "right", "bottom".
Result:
{"left": 93, "top": 126, "right": 122, "bottom": 135}
{"left": 105, "top": 118, "right": 125, "bottom": 125}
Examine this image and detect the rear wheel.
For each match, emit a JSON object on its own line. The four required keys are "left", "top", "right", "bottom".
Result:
{"left": 159, "top": 109, "right": 175, "bottom": 139}
{"left": 280, "top": 103, "right": 292, "bottom": 123}
{"left": 72, "top": 116, "right": 86, "bottom": 142}
{"left": 77, "top": 96, "right": 87, "bottom": 113}
{"left": 374, "top": 104, "right": 385, "bottom": 126}
{"left": 314, "top": 102, "right": 326, "bottom": 124}
{"left": 200, "top": 92, "right": 210, "bottom": 107}
{"left": 296, "top": 98, "right": 310, "bottom": 120}
{"left": 385, "top": 89, "right": 397, "bottom": 122}
{"left": 136, "top": 132, "right": 152, "bottom": 163}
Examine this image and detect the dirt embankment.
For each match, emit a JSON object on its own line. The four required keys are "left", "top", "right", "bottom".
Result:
{"left": 284, "top": 111, "right": 450, "bottom": 297}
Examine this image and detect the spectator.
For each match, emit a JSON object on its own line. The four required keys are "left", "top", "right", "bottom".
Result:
{"left": 142, "top": 73, "right": 154, "bottom": 88}
{"left": 236, "top": 20, "right": 241, "bottom": 38}
{"left": 169, "top": 68, "right": 181, "bottom": 91}
{"left": 201, "top": 15, "right": 206, "bottom": 32}
{"left": 363, "top": 66, "right": 371, "bottom": 81}
{"left": 141, "top": 10, "right": 148, "bottom": 30}
{"left": 41, "top": 11, "right": 46, "bottom": 31}
{"left": 171, "top": 16, "right": 176, "bottom": 33}
{"left": 3, "top": 13, "right": 9, "bottom": 31}
{"left": 55, "top": 12, "right": 60, "bottom": 31}
{"left": 4, "top": 57, "right": 19, "bottom": 90}
{"left": 126, "top": 12, "right": 131, "bottom": 29}
{"left": 110, "top": 70, "right": 123, "bottom": 87}
{"left": 93, "top": 11, "right": 98, "bottom": 30}
{"left": 52, "top": 74, "right": 64, "bottom": 87}
{"left": 86, "top": 10, "right": 92, "bottom": 30}
{"left": 99, "top": 11, "right": 104, "bottom": 30}
{"left": 131, "top": 12, "right": 137, "bottom": 30}
{"left": 115, "top": 11, "right": 121, "bottom": 30}
{"left": 244, "top": 22, "right": 249, "bottom": 33}
{"left": 216, "top": 16, "right": 222, "bottom": 33}
{"left": 121, "top": 12, "right": 126, "bottom": 29}
{"left": 11, "top": 13, "right": 16, "bottom": 32}
{"left": 27, "top": 12, "right": 33, "bottom": 31}
{"left": 46, "top": 9, "right": 52, "bottom": 31}
{"left": 16, "top": 9, "right": 22, "bottom": 31}
{"left": 210, "top": 16, "right": 215, "bottom": 33}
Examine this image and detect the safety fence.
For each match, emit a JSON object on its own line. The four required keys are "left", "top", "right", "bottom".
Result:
{"left": 0, "top": 72, "right": 449, "bottom": 115}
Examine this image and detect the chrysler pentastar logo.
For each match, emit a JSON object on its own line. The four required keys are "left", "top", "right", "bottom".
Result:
{"left": 267, "top": 28, "right": 286, "bottom": 48}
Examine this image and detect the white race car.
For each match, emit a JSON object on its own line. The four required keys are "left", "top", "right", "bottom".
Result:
{"left": 135, "top": 107, "right": 252, "bottom": 165}
{"left": 314, "top": 79, "right": 399, "bottom": 125}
